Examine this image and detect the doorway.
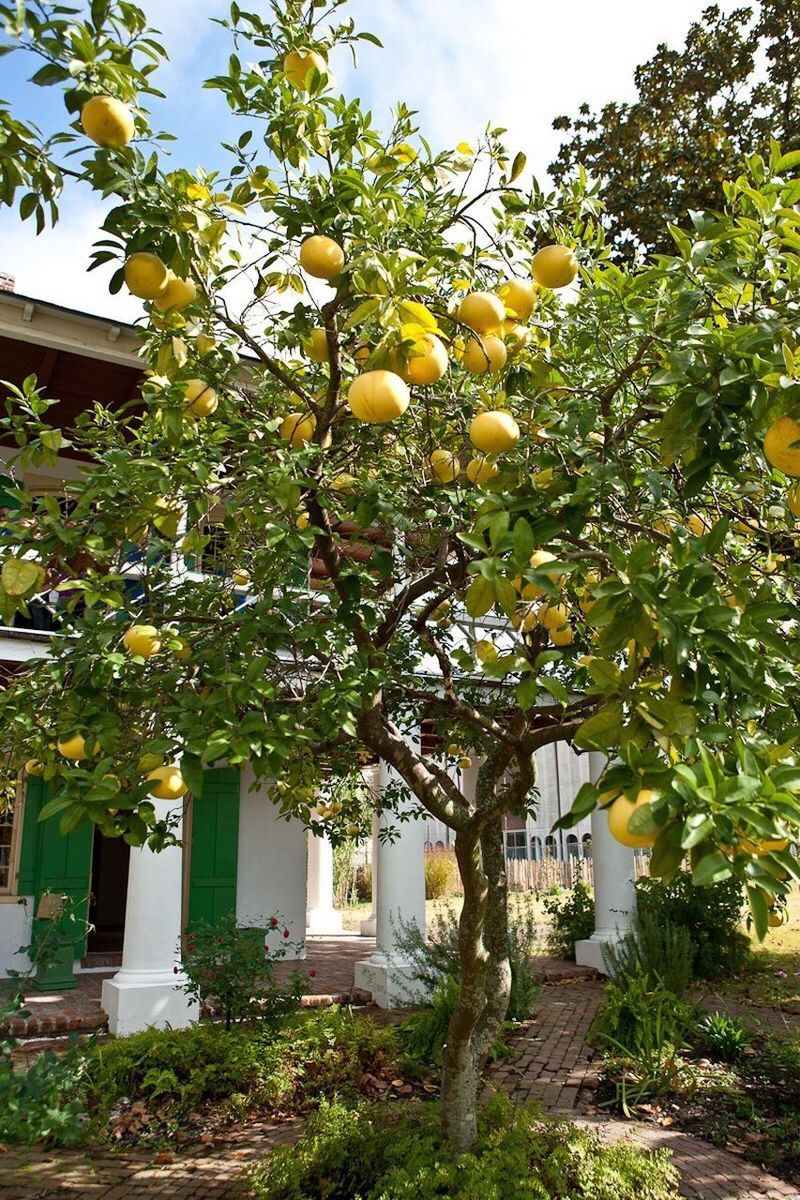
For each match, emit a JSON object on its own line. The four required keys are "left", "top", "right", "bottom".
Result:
{"left": 87, "top": 831, "right": 130, "bottom": 953}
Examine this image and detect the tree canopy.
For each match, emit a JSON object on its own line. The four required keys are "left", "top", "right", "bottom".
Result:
{"left": 551, "top": 0, "right": 800, "bottom": 260}
{"left": 1, "top": 0, "right": 800, "bottom": 1151}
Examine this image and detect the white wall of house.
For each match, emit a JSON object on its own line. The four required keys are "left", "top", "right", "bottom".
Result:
{"left": 0, "top": 897, "right": 32, "bottom": 976}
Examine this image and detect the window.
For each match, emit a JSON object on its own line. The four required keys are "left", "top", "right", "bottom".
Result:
{"left": 0, "top": 781, "right": 22, "bottom": 894}
{"left": 530, "top": 835, "right": 543, "bottom": 861}
{"left": 504, "top": 830, "right": 528, "bottom": 860}
{"left": 566, "top": 834, "right": 579, "bottom": 859}
{"left": 582, "top": 833, "right": 593, "bottom": 857}
{"left": 545, "top": 834, "right": 558, "bottom": 859}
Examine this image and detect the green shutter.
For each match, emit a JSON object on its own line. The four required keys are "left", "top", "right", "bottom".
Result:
{"left": 187, "top": 767, "right": 240, "bottom": 928}
{"left": 17, "top": 776, "right": 93, "bottom": 950}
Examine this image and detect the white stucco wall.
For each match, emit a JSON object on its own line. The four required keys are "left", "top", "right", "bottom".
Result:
{"left": 0, "top": 896, "right": 33, "bottom": 976}
{"left": 236, "top": 766, "right": 307, "bottom": 957}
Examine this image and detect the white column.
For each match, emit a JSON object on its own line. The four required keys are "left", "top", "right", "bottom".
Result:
{"left": 102, "top": 798, "right": 198, "bottom": 1036}
{"left": 360, "top": 812, "right": 379, "bottom": 937}
{"left": 236, "top": 766, "right": 307, "bottom": 956}
{"left": 575, "top": 752, "right": 637, "bottom": 973}
{"left": 355, "top": 760, "right": 428, "bottom": 1007}
{"left": 306, "top": 826, "right": 343, "bottom": 934}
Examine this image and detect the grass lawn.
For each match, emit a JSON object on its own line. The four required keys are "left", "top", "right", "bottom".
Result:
{"left": 711, "top": 885, "right": 800, "bottom": 1010}
{"left": 338, "top": 892, "right": 554, "bottom": 935}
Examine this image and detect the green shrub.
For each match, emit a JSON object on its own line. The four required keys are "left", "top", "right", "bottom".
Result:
{"left": 699, "top": 1012, "right": 753, "bottom": 1061}
{"left": 636, "top": 873, "right": 749, "bottom": 979}
{"left": 0, "top": 1041, "right": 89, "bottom": 1147}
{"left": 88, "top": 1007, "right": 399, "bottom": 1123}
{"left": 543, "top": 882, "right": 595, "bottom": 961}
{"left": 355, "top": 860, "right": 372, "bottom": 902}
{"left": 249, "top": 1093, "right": 681, "bottom": 1200}
{"left": 590, "top": 972, "right": 698, "bottom": 1059}
{"left": 603, "top": 915, "right": 693, "bottom": 997}
{"left": 424, "top": 849, "right": 457, "bottom": 899}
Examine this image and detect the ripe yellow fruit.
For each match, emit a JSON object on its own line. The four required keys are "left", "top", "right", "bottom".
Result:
{"left": 123, "top": 624, "right": 162, "bottom": 658}
{"left": 232, "top": 569, "right": 251, "bottom": 588}
{"left": 346, "top": 823, "right": 360, "bottom": 837}
{"left": 497, "top": 278, "right": 537, "bottom": 322}
{"left": 80, "top": 95, "right": 135, "bottom": 147}
{"left": 532, "top": 244, "right": 578, "bottom": 290}
{"left": 551, "top": 625, "right": 574, "bottom": 647}
{"left": 606, "top": 789, "right": 658, "bottom": 849}
{"left": 401, "top": 334, "right": 449, "bottom": 385}
{"left": 687, "top": 513, "right": 710, "bottom": 537}
{"left": 470, "top": 411, "right": 520, "bottom": 454}
{"left": 147, "top": 765, "right": 189, "bottom": 800}
{"left": 764, "top": 415, "right": 800, "bottom": 476}
{"left": 124, "top": 252, "right": 169, "bottom": 300}
{"left": 788, "top": 483, "right": 800, "bottom": 517}
{"left": 305, "top": 328, "right": 330, "bottom": 363}
{"left": 184, "top": 378, "right": 218, "bottom": 417}
{"left": 541, "top": 603, "right": 570, "bottom": 632}
{"left": 284, "top": 48, "right": 327, "bottom": 89}
{"left": 458, "top": 756, "right": 473, "bottom": 770}
{"left": 738, "top": 834, "right": 790, "bottom": 855}
{"left": 447, "top": 743, "right": 463, "bottom": 756}
{"left": 511, "top": 607, "right": 538, "bottom": 632}
{"left": 768, "top": 909, "right": 785, "bottom": 928}
{"left": 466, "top": 458, "right": 499, "bottom": 486}
{"left": 299, "top": 234, "right": 345, "bottom": 281}
{"left": 475, "top": 639, "right": 498, "bottom": 663}
{"left": 280, "top": 412, "right": 316, "bottom": 446}
{"left": 347, "top": 370, "right": 410, "bottom": 424}
{"left": 296, "top": 512, "right": 310, "bottom": 530}
{"left": 518, "top": 550, "right": 562, "bottom": 600}
{"left": 25, "top": 758, "right": 45, "bottom": 776}
{"left": 430, "top": 448, "right": 460, "bottom": 483}
{"left": 462, "top": 334, "right": 507, "bottom": 375}
{"left": 457, "top": 291, "right": 505, "bottom": 335}
{"left": 153, "top": 275, "right": 196, "bottom": 312}
{"left": 57, "top": 733, "right": 94, "bottom": 761}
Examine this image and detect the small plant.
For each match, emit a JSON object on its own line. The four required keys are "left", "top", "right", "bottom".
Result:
{"left": 424, "top": 848, "right": 457, "bottom": 899}
{"left": 603, "top": 914, "right": 693, "bottom": 997}
{"left": 590, "top": 971, "right": 698, "bottom": 1058}
{"left": 400, "top": 975, "right": 460, "bottom": 1067}
{"left": 543, "top": 881, "right": 595, "bottom": 961}
{"left": 699, "top": 1012, "right": 753, "bottom": 1061}
{"left": 180, "top": 912, "right": 305, "bottom": 1030}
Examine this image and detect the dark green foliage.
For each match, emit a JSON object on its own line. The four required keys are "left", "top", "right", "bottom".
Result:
{"left": 699, "top": 1012, "right": 753, "bottom": 1061}
{"left": 543, "top": 882, "right": 595, "bottom": 961}
{"left": 249, "top": 1093, "right": 681, "bottom": 1200}
{"left": 88, "top": 1007, "right": 399, "bottom": 1122}
{"left": 602, "top": 914, "right": 693, "bottom": 997}
{"left": 399, "top": 976, "right": 511, "bottom": 1070}
{"left": 590, "top": 973, "right": 698, "bottom": 1060}
{"left": 0, "top": 1033, "right": 88, "bottom": 1146}
{"left": 636, "top": 874, "right": 749, "bottom": 979}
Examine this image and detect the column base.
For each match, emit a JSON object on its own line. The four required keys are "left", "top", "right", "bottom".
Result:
{"left": 306, "top": 908, "right": 343, "bottom": 935}
{"left": 359, "top": 914, "right": 376, "bottom": 937}
{"left": 575, "top": 932, "right": 622, "bottom": 975}
{"left": 354, "top": 953, "right": 430, "bottom": 1009}
{"left": 102, "top": 970, "right": 199, "bottom": 1036}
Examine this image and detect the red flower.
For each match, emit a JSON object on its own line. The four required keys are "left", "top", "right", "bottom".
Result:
{"left": 309, "top": 969, "right": 317, "bottom": 978}
{"left": 270, "top": 917, "right": 279, "bottom": 928}
{"left": 216, "top": 934, "right": 223, "bottom": 943}
{"left": 283, "top": 928, "right": 290, "bottom": 938}
{"left": 173, "top": 965, "right": 179, "bottom": 974}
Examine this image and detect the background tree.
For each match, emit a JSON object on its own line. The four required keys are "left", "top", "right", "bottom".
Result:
{"left": 1, "top": 0, "right": 800, "bottom": 1155}
{"left": 550, "top": 0, "right": 800, "bottom": 260}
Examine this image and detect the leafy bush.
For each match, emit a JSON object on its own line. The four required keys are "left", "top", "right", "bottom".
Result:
{"left": 543, "top": 882, "right": 595, "bottom": 961}
{"left": 355, "top": 860, "right": 372, "bottom": 902}
{"left": 249, "top": 1093, "right": 681, "bottom": 1200}
{"left": 181, "top": 912, "right": 305, "bottom": 1029}
{"left": 0, "top": 1013, "right": 89, "bottom": 1146}
{"left": 636, "top": 873, "right": 749, "bottom": 980}
{"left": 88, "top": 1007, "right": 400, "bottom": 1123}
{"left": 424, "top": 848, "right": 457, "bottom": 899}
{"left": 590, "top": 972, "right": 698, "bottom": 1059}
{"left": 603, "top": 915, "right": 692, "bottom": 997}
{"left": 393, "top": 894, "right": 539, "bottom": 1020}
{"left": 399, "top": 976, "right": 510, "bottom": 1070}
{"left": 699, "top": 1012, "right": 753, "bottom": 1061}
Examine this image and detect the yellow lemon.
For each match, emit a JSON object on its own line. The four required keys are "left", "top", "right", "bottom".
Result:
{"left": 299, "top": 234, "right": 345, "bottom": 281}
{"left": 532, "top": 244, "right": 578, "bottom": 290}
{"left": 296, "top": 512, "right": 310, "bottom": 529}
{"left": 184, "top": 378, "right": 218, "bottom": 417}
{"left": 457, "top": 756, "right": 473, "bottom": 770}
{"left": 519, "top": 550, "right": 562, "bottom": 600}
{"left": 25, "top": 758, "right": 45, "bottom": 776}
{"left": 606, "top": 789, "right": 658, "bottom": 849}
{"left": 764, "top": 415, "right": 800, "bottom": 476}
{"left": 153, "top": 275, "right": 196, "bottom": 312}
{"left": 462, "top": 334, "right": 507, "bottom": 375}
{"left": 466, "top": 458, "right": 499, "bottom": 486}
{"left": 124, "top": 252, "right": 169, "bottom": 300}
{"left": 457, "top": 291, "right": 505, "bottom": 334}
{"left": 284, "top": 48, "right": 327, "bottom": 89}
{"left": 347, "top": 370, "right": 410, "bottom": 423}
{"left": 80, "top": 95, "right": 135, "bottom": 147}
{"left": 497, "top": 278, "right": 537, "bottom": 321}
{"left": 57, "top": 734, "right": 94, "bottom": 761}
{"left": 768, "top": 909, "right": 786, "bottom": 928}
{"left": 147, "top": 765, "right": 189, "bottom": 800}
{"left": 280, "top": 412, "right": 316, "bottom": 446}
{"left": 430, "top": 449, "right": 460, "bottom": 483}
{"left": 122, "top": 624, "right": 162, "bottom": 658}
{"left": 305, "top": 328, "right": 330, "bottom": 363}
{"left": 232, "top": 569, "right": 251, "bottom": 588}
{"left": 551, "top": 624, "right": 574, "bottom": 647}
{"left": 401, "top": 334, "right": 448, "bottom": 385}
{"left": 470, "top": 410, "right": 519, "bottom": 453}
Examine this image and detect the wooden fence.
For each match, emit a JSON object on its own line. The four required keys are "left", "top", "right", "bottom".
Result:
{"left": 504, "top": 852, "right": 651, "bottom": 891}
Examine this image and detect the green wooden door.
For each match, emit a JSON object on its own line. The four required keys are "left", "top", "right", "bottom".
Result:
{"left": 187, "top": 767, "right": 240, "bottom": 928}
{"left": 18, "top": 776, "right": 93, "bottom": 951}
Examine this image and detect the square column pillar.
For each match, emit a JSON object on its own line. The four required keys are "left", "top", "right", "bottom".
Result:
{"left": 575, "top": 752, "right": 637, "bottom": 972}
{"left": 359, "top": 812, "right": 379, "bottom": 937}
{"left": 102, "top": 797, "right": 198, "bottom": 1036}
{"left": 306, "top": 825, "right": 343, "bottom": 934}
{"left": 355, "top": 761, "right": 428, "bottom": 1007}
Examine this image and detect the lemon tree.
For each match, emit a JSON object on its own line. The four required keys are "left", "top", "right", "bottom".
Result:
{"left": 2, "top": 0, "right": 800, "bottom": 1151}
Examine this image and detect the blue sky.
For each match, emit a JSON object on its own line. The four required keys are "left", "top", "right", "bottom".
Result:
{"left": 0, "top": 0, "right": 745, "bottom": 321}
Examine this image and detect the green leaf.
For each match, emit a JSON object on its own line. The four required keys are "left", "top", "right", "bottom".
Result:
{"left": 649, "top": 825, "right": 684, "bottom": 878}
{"left": 692, "top": 850, "right": 731, "bottom": 886}
{"left": 508, "top": 151, "right": 527, "bottom": 183}
{"left": 180, "top": 752, "right": 204, "bottom": 797}
{"left": 494, "top": 576, "right": 518, "bottom": 618}
{"left": 746, "top": 885, "right": 769, "bottom": 940}
{"left": 512, "top": 517, "right": 534, "bottom": 564}
{"left": 2, "top": 557, "right": 44, "bottom": 596}
{"left": 516, "top": 675, "right": 538, "bottom": 709}
{"left": 465, "top": 576, "right": 494, "bottom": 618}
{"left": 574, "top": 703, "right": 623, "bottom": 751}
